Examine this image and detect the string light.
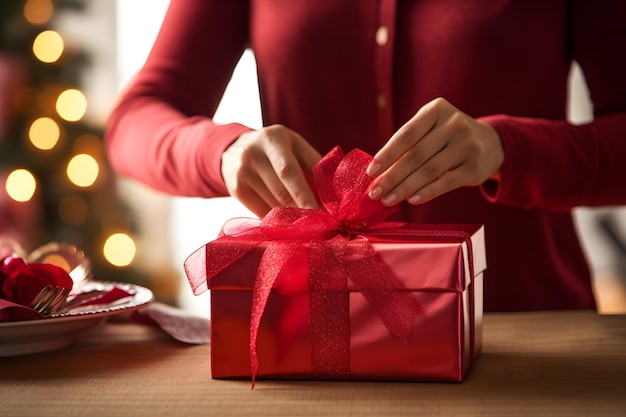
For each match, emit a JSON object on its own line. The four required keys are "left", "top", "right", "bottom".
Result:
{"left": 5, "top": 169, "right": 37, "bottom": 202}
{"left": 32, "top": 30, "right": 64, "bottom": 63}
{"left": 66, "top": 153, "right": 99, "bottom": 187}
{"left": 28, "top": 117, "right": 60, "bottom": 150}
{"left": 56, "top": 88, "right": 87, "bottom": 122}
{"left": 103, "top": 233, "right": 136, "bottom": 267}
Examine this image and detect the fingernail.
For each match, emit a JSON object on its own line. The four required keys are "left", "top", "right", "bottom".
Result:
{"left": 408, "top": 194, "right": 422, "bottom": 204}
{"left": 366, "top": 161, "right": 381, "bottom": 177}
{"left": 369, "top": 186, "right": 383, "bottom": 199}
{"left": 382, "top": 193, "right": 397, "bottom": 205}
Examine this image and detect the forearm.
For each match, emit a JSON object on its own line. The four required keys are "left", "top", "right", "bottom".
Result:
{"left": 105, "top": 96, "right": 251, "bottom": 197}
{"left": 480, "top": 112, "right": 626, "bottom": 209}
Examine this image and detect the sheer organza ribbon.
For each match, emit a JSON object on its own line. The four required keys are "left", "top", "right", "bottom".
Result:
{"left": 184, "top": 147, "right": 420, "bottom": 386}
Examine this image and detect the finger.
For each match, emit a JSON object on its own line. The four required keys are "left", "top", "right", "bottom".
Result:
{"left": 368, "top": 128, "right": 448, "bottom": 200}
{"left": 229, "top": 178, "right": 275, "bottom": 218}
{"left": 229, "top": 131, "right": 303, "bottom": 209}
{"left": 264, "top": 143, "right": 320, "bottom": 209}
{"left": 291, "top": 135, "right": 323, "bottom": 207}
{"left": 243, "top": 165, "right": 285, "bottom": 208}
{"left": 240, "top": 194, "right": 274, "bottom": 219}
{"left": 402, "top": 138, "right": 471, "bottom": 205}
{"left": 407, "top": 163, "right": 470, "bottom": 205}
{"left": 380, "top": 145, "right": 465, "bottom": 206}
{"left": 292, "top": 136, "right": 323, "bottom": 171}
{"left": 367, "top": 98, "right": 444, "bottom": 177}
{"left": 225, "top": 159, "right": 279, "bottom": 217}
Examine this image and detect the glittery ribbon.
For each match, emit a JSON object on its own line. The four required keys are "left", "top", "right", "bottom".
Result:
{"left": 184, "top": 147, "right": 418, "bottom": 387}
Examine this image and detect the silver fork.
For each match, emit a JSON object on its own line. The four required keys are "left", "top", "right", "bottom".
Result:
{"left": 29, "top": 285, "right": 71, "bottom": 316}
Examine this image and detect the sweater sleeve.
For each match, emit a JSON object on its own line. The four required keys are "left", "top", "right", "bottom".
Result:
{"left": 104, "top": 0, "right": 252, "bottom": 197}
{"left": 480, "top": 0, "right": 626, "bottom": 210}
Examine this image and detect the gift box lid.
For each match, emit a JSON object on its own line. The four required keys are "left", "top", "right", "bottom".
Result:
{"left": 204, "top": 224, "right": 485, "bottom": 294}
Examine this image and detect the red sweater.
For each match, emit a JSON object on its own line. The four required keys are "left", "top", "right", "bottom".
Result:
{"left": 105, "top": 0, "right": 626, "bottom": 311}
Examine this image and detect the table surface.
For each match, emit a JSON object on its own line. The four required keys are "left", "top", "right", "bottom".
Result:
{"left": 1, "top": 310, "right": 625, "bottom": 417}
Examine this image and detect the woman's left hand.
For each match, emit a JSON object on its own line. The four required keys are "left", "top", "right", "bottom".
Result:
{"left": 366, "top": 97, "right": 504, "bottom": 206}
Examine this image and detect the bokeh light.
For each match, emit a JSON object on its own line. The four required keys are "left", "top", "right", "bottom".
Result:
{"left": 56, "top": 89, "right": 87, "bottom": 122}
{"left": 28, "top": 117, "right": 60, "bottom": 150}
{"left": 5, "top": 169, "right": 37, "bottom": 202}
{"left": 66, "top": 154, "right": 99, "bottom": 187}
{"left": 39, "top": 254, "right": 71, "bottom": 272}
{"left": 24, "top": 0, "right": 54, "bottom": 25}
{"left": 32, "top": 30, "right": 64, "bottom": 63}
{"left": 103, "top": 233, "right": 136, "bottom": 267}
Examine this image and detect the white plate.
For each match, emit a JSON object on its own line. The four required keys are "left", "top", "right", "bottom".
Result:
{"left": 0, "top": 281, "right": 153, "bottom": 356}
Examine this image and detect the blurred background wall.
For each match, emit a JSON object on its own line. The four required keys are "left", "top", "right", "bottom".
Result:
{"left": 1, "top": 0, "right": 624, "bottom": 316}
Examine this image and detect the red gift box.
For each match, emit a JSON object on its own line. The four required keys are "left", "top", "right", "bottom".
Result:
{"left": 184, "top": 147, "right": 486, "bottom": 385}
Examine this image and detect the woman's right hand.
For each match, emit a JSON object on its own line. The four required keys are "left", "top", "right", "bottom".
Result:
{"left": 221, "top": 124, "right": 323, "bottom": 218}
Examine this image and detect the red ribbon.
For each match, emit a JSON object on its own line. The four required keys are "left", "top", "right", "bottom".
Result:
{"left": 184, "top": 147, "right": 419, "bottom": 387}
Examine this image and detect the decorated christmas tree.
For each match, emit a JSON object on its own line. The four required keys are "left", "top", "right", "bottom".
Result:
{"left": 0, "top": 0, "right": 144, "bottom": 285}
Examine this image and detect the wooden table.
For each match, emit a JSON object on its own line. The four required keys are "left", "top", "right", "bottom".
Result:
{"left": 1, "top": 311, "right": 624, "bottom": 417}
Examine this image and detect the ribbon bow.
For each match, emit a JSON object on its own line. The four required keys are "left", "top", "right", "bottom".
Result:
{"left": 184, "top": 147, "right": 418, "bottom": 386}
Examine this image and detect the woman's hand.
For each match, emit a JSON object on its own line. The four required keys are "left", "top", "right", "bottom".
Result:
{"left": 366, "top": 97, "right": 504, "bottom": 206}
{"left": 221, "top": 124, "right": 322, "bottom": 218}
